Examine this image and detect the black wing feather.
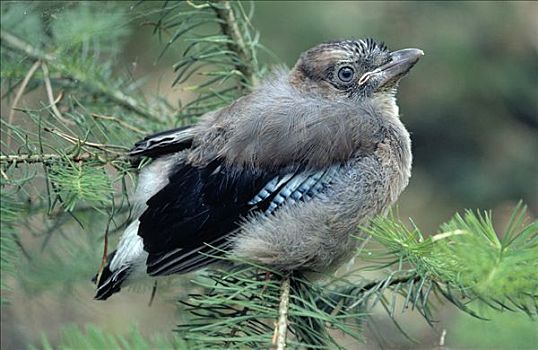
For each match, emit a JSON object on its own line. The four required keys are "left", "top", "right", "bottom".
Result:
{"left": 93, "top": 250, "right": 130, "bottom": 300}
{"left": 138, "top": 159, "right": 287, "bottom": 275}
{"left": 138, "top": 158, "right": 341, "bottom": 276}
{"left": 129, "top": 126, "right": 194, "bottom": 158}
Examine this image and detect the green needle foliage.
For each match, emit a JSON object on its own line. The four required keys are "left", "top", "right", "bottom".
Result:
{"left": 146, "top": 0, "right": 262, "bottom": 122}
{"left": 35, "top": 324, "right": 187, "bottom": 350}
{"left": 48, "top": 160, "right": 113, "bottom": 212}
{"left": 362, "top": 204, "right": 538, "bottom": 318}
{"left": 1, "top": 1, "right": 536, "bottom": 349}
{"left": 0, "top": 189, "right": 24, "bottom": 306}
{"left": 170, "top": 205, "right": 536, "bottom": 349}
{"left": 1, "top": 0, "right": 147, "bottom": 306}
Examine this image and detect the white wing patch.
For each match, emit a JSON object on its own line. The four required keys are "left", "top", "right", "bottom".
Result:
{"left": 110, "top": 221, "right": 147, "bottom": 274}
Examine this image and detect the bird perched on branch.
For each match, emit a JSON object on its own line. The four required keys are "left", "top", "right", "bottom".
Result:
{"left": 94, "top": 39, "right": 423, "bottom": 300}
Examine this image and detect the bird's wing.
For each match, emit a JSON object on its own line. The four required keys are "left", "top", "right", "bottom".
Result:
{"left": 129, "top": 126, "right": 195, "bottom": 158}
{"left": 138, "top": 159, "right": 342, "bottom": 276}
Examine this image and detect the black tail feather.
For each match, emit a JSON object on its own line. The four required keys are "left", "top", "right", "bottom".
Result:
{"left": 92, "top": 250, "right": 130, "bottom": 300}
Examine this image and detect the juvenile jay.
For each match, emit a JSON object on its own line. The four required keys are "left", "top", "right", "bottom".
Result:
{"left": 94, "top": 39, "right": 423, "bottom": 300}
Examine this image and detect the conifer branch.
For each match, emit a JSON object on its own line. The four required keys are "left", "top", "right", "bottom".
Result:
{"left": 0, "top": 153, "right": 124, "bottom": 165}
{"left": 43, "top": 127, "right": 129, "bottom": 153}
{"left": 0, "top": 29, "right": 164, "bottom": 123}
{"left": 211, "top": 1, "right": 256, "bottom": 91}
{"left": 0, "top": 29, "right": 55, "bottom": 61}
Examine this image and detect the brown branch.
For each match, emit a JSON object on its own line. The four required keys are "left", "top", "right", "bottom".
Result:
{"left": 272, "top": 276, "right": 290, "bottom": 350}
{"left": 7, "top": 60, "right": 42, "bottom": 147}
{"left": 0, "top": 30, "right": 55, "bottom": 61}
{"left": 41, "top": 62, "right": 73, "bottom": 125}
{"left": 211, "top": 1, "right": 256, "bottom": 92}
{"left": 0, "top": 29, "right": 165, "bottom": 123}
{"left": 95, "top": 216, "right": 112, "bottom": 289}
{"left": 0, "top": 153, "right": 124, "bottom": 165}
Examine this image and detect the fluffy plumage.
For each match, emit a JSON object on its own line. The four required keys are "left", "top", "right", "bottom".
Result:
{"left": 93, "top": 38, "right": 422, "bottom": 300}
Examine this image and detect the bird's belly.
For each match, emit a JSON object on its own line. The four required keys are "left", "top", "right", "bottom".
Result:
{"left": 231, "top": 156, "right": 395, "bottom": 273}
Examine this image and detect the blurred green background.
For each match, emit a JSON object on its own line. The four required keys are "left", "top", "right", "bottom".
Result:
{"left": 1, "top": 1, "right": 537, "bottom": 349}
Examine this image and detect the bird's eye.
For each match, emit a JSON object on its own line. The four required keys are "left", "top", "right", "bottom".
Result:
{"left": 337, "top": 66, "right": 355, "bottom": 82}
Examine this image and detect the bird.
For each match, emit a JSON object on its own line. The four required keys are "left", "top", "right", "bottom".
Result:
{"left": 93, "top": 38, "right": 423, "bottom": 300}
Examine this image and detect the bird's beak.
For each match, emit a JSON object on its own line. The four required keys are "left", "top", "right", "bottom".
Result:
{"left": 359, "top": 48, "right": 424, "bottom": 89}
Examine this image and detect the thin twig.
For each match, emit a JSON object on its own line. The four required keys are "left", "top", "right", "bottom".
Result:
{"left": 41, "top": 62, "right": 73, "bottom": 125}
{"left": 44, "top": 127, "right": 130, "bottom": 153}
{"left": 148, "top": 281, "right": 158, "bottom": 307}
{"left": 12, "top": 234, "right": 33, "bottom": 261}
{"left": 211, "top": 0, "right": 256, "bottom": 92}
{"left": 346, "top": 273, "right": 422, "bottom": 310}
{"left": 91, "top": 113, "right": 146, "bottom": 135}
{"left": 7, "top": 60, "right": 42, "bottom": 147}
{"left": 272, "top": 276, "right": 290, "bottom": 350}
{"left": 0, "top": 29, "right": 165, "bottom": 123}
{"left": 0, "top": 168, "right": 9, "bottom": 180}
{"left": 439, "top": 329, "right": 447, "bottom": 348}
{"left": 96, "top": 215, "right": 112, "bottom": 287}
{"left": 431, "top": 229, "right": 467, "bottom": 241}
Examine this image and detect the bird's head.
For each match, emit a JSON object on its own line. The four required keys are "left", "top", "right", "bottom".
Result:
{"left": 290, "top": 39, "right": 423, "bottom": 100}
